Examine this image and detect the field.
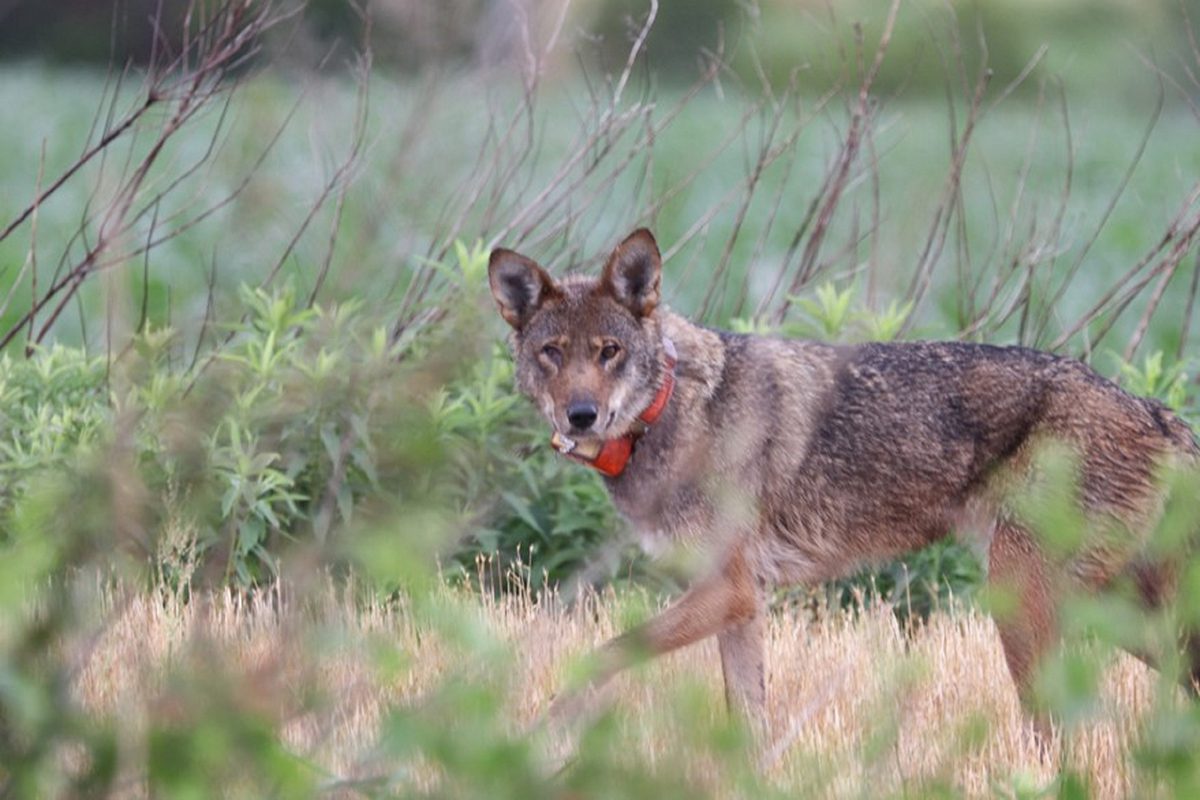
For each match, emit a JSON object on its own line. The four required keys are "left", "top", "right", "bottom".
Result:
{"left": 3, "top": 0, "right": 1200, "bottom": 796}
{"left": 76, "top": 580, "right": 1161, "bottom": 798}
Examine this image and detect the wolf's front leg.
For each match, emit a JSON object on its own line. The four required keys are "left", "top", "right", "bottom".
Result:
{"left": 718, "top": 614, "right": 765, "bottom": 723}
{"left": 547, "top": 549, "right": 759, "bottom": 725}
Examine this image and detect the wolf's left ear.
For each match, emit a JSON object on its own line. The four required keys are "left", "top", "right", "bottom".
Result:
{"left": 489, "top": 248, "right": 560, "bottom": 329}
{"left": 602, "top": 228, "right": 661, "bottom": 317}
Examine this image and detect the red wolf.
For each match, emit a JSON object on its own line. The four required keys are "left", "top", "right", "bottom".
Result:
{"left": 488, "top": 227, "right": 1200, "bottom": 740}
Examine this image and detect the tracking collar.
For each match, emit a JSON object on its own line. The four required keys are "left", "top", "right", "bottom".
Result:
{"left": 550, "top": 338, "right": 677, "bottom": 478}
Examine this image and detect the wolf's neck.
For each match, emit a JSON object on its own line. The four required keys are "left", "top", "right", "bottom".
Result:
{"left": 658, "top": 309, "right": 726, "bottom": 403}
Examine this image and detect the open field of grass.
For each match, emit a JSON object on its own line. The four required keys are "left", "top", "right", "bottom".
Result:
{"left": 72, "top": 582, "right": 1163, "bottom": 798}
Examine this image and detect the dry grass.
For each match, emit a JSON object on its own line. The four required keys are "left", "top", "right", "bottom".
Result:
{"left": 68, "top": 578, "right": 1170, "bottom": 798}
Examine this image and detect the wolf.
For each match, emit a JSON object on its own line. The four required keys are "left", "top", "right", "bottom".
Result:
{"left": 488, "top": 227, "right": 1200, "bottom": 738}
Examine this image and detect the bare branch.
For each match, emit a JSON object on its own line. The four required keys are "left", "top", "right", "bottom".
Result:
{"left": 0, "top": 0, "right": 300, "bottom": 355}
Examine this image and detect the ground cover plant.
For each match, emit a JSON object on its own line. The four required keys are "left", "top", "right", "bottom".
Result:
{"left": 2, "top": 0, "right": 1200, "bottom": 796}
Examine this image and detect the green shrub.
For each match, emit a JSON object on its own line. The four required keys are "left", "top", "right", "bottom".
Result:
{"left": 0, "top": 344, "right": 109, "bottom": 510}
{"left": 0, "top": 269, "right": 623, "bottom": 592}
{"left": 0, "top": 282, "right": 459, "bottom": 585}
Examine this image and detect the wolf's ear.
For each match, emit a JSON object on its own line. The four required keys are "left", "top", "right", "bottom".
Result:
{"left": 489, "top": 249, "right": 559, "bottom": 329}
{"left": 602, "top": 228, "right": 661, "bottom": 317}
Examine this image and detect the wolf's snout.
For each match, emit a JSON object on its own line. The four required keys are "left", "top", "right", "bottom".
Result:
{"left": 566, "top": 401, "right": 599, "bottom": 431}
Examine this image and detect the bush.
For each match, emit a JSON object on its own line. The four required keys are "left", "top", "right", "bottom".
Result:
{"left": 0, "top": 344, "right": 109, "bottom": 508}
{"left": 0, "top": 282, "right": 463, "bottom": 585}
{"left": 0, "top": 271, "right": 625, "bottom": 592}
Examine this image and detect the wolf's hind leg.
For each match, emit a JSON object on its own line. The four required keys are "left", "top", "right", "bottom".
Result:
{"left": 718, "top": 613, "right": 765, "bottom": 723}
{"left": 988, "top": 521, "right": 1058, "bottom": 745}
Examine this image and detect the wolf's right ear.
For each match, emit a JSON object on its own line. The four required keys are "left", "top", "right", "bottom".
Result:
{"left": 488, "top": 249, "right": 560, "bottom": 329}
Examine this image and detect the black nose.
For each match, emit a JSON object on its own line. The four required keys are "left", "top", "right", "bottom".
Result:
{"left": 566, "top": 401, "right": 599, "bottom": 431}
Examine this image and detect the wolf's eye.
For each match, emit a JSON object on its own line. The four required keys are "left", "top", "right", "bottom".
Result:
{"left": 540, "top": 344, "right": 562, "bottom": 366}
{"left": 599, "top": 343, "right": 620, "bottom": 363}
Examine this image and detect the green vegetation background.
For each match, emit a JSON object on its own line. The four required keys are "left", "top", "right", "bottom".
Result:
{"left": 2, "top": 0, "right": 1200, "bottom": 794}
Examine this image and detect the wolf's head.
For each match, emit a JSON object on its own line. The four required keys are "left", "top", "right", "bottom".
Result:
{"left": 488, "top": 228, "right": 669, "bottom": 444}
